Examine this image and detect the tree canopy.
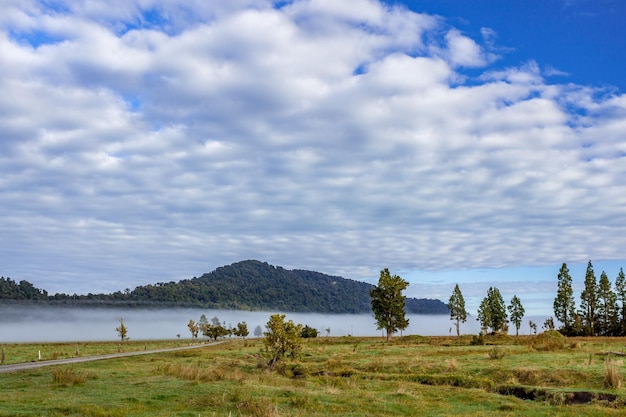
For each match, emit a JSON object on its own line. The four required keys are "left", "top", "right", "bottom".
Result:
{"left": 370, "top": 268, "right": 409, "bottom": 341}
{"left": 477, "top": 287, "right": 507, "bottom": 333}
{"left": 448, "top": 284, "right": 467, "bottom": 337}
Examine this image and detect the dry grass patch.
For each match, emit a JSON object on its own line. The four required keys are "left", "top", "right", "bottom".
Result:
{"left": 51, "top": 367, "right": 94, "bottom": 386}
{"left": 604, "top": 358, "right": 623, "bottom": 389}
{"left": 159, "top": 361, "right": 245, "bottom": 382}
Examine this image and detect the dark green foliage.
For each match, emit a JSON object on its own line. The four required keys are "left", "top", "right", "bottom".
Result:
{"left": 0, "top": 277, "right": 48, "bottom": 300}
{"left": 597, "top": 271, "right": 618, "bottom": 336}
{"left": 553, "top": 263, "right": 576, "bottom": 333}
{"left": 1, "top": 260, "right": 448, "bottom": 314}
{"left": 370, "top": 268, "right": 409, "bottom": 341}
{"left": 579, "top": 261, "right": 598, "bottom": 336}
{"left": 616, "top": 268, "right": 626, "bottom": 333}
{"left": 300, "top": 325, "right": 319, "bottom": 338}
{"left": 448, "top": 284, "right": 467, "bottom": 336}
{"left": 507, "top": 295, "right": 525, "bottom": 336}
{"left": 233, "top": 321, "right": 249, "bottom": 338}
{"left": 477, "top": 287, "right": 507, "bottom": 333}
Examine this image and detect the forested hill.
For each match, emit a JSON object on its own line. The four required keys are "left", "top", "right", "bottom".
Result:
{"left": 1, "top": 260, "right": 449, "bottom": 314}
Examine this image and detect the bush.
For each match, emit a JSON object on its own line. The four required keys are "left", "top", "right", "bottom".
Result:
{"left": 263, "top": 314, "right": 303, "bottom": 368}
{"left": 470, "top": 333, "right": 485, "bottom": 346}
{"left": 528, "top": 330, "right": 568, "bottom": 351}
{"left": 488, "top": 347, "right": 506, "bottom": 360}
{"left": 301, "top": 325, "right": 319, "bottom": 338}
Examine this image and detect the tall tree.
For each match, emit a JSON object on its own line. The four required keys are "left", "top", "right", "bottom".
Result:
{"left": 448, "top": 284, "right": 467, "bottom": 336}
{"left": 615, "top": 268, "right": 626, "bottom": 335}
{"left": 370, "top": 268, "right": 409, "bottom": 341}
{"left": 477, "top": 297, "right": 491, "bottom": 333}
{"left": 508, "top": 295, "right": 525, "bottom": 336}
{"left": 477, "top": 287, "right": 507, "bottom": 333}
{"left": 553, "top": 263, "right": 576, "bottom": 333}
{"left": 597, "top": 271, "right": 618, "bottom": 336}
{"left": 579, "top": 261, "right": 598, "bottom": 336}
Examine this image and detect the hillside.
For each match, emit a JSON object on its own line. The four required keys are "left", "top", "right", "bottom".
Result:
{"left": 2, "top": 260, "right": 449, "bottom": 314}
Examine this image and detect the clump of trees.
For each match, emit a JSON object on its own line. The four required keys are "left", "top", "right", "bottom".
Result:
{"left": 0, "top": 277, "right": 48, "bottom": 300}
{"left": 554, "top": 261, "right": 626, "bottom": 336}
{"left": 448, "top": 285, "right": 525, "bottom": 336}
{"left": 187, "top": 315, "right": 249, "bottom": 341}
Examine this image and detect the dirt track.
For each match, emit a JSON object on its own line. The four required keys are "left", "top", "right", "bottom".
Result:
{"left": 0, "top": 342, "right": 222, "bottom": 374}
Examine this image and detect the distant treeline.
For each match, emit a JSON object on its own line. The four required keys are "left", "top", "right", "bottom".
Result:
{"left": 0, "top": 261, "right": 449, "bottom": 314}
{"left": 0, "top": 277, "right": 48, "bottom": 300}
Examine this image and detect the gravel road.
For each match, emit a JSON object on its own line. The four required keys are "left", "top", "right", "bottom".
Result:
{"left": 0, "top": 342, "right": 222, "bottom": 374}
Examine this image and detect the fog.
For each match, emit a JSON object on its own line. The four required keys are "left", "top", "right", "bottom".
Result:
{"left": 0, "top": 305, "right": 549, "bottom": 343}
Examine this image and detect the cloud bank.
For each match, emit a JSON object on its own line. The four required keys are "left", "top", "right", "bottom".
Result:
{"left": 1, "top": 0, "right": 625, "bottom": 293}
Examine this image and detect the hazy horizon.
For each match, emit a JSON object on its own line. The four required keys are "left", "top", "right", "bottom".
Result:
{"left": 0, "top": 304, "right": 556, "bottom": 343}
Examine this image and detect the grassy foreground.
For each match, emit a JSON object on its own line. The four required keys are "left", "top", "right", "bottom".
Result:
{"left": 1, "top": 333, "right": 626, "bottom": 416}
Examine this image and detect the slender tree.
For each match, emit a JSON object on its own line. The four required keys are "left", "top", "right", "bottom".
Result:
{"left": 198, "top": 314, "right": 209, "bottom": 338}
{"left": 115, "top": 318, "right": 128, "bottom": 342}
{"left": 615, "top": 268, "right": 626, "bottom": 335}
{"left": 187, "top": 319, "right": 199, "bottom": 341}
{"left": 508, "top": 295, "right": 525, "bottom": 336}
{"left": 553, "top": 262, "right": 576, "bottom": 333}
{"left": 477, "top": 297, "right": 491, "bottom": 333}
{"left": 370, "top": 268, "right": 409, "bottom": 342}
{"left": 448, "top": 284, "right": 467, "bottom": 336}
{"left": 477, "top": 287, "right": 507, "bottom": 333}
{"left": 579, "top": 261, "right": 598, "bottom": 336}
{"left": 597, "top": 271, "right": 618, "bottom": 335}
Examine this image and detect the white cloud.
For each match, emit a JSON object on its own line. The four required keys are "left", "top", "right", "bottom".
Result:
{"left": 444, "top": 29, "right": 488, "bottom": 67}
{"left": 0, "top": 0, "right": 625, "bottom": 297}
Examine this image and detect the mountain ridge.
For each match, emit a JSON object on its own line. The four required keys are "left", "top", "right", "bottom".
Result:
{"left": 1, "top": 260, "right": 449, "bottom": 314}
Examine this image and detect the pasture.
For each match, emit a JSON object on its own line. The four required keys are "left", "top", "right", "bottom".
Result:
{"left": 1, "top": 333, "right": 625, "bottom": 416}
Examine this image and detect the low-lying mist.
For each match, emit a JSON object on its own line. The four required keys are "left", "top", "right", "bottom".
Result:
{"left": 0, "top": 304, "right": 550, "bottom": 343}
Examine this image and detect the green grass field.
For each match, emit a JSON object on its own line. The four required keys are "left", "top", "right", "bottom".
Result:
{"left": 1, "top": 333, "right": 626, "bottom": 416}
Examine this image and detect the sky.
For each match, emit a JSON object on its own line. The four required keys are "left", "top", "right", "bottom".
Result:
{"left": 1, "top": 0, "right": 625, "bottom": 317}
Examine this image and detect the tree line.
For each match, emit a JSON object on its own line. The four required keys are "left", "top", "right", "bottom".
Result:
{"left": 367, "top": 267, "right": 529, "bottom": 340}
{"left": 554, "top": 261, "right": 626, "bottom": 336}
{"left": 369, "top": 262, "right": 626, "bottom": 339}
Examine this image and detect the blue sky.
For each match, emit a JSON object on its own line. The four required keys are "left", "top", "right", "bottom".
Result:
{"left": 1, "top": 0, "right": 625, "bottom": 317}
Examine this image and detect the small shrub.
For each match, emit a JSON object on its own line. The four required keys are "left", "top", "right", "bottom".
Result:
{"left": 470, "top": 333, "right": 485, "bottom": 346}
{"left": 488, "top": 347, "right": 505, "bottom": 360}
{"left": 529, "top": 330, "right": 568, "bottom": 351}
